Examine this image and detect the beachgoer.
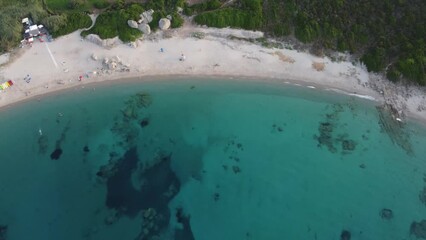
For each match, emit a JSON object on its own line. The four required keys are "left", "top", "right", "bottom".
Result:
{"left": 79, "top": 76, "right": 83, "bottom": 81}
{"left": 179, "top": 54, "right": 186, "bottom": 61}
{"left": 160, "top": 48, "right": 164, "bottom": 52}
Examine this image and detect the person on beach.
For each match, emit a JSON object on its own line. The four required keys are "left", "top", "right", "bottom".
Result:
{"left": 179, "top": 53, "right": 186, "bottom": 61}
{"left": 160, "top": 48, "right": 164, "bottom": 52}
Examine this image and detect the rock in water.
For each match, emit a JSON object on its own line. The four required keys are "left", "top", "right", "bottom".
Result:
{"left": 127, "top": 20, "right": 138, "bottom": 28}
{"left": 0, "top": 225, "right": 7, "bottom": 240}
{"left": 50, "top": 148, "right": 63, "bottom": 160}
{"left": 140, "top": 118, "right": 150, "bottom": 128}
{"left": 410, "top": 220, "right": 426, "bottom": 239}
{"left": 341, "top": 230, "right": 351, "bottom": 240}
{"left": 159, "top": 18, "right": 171, "bottom": 30}
{"left": 104, "top": 148, "right": 180, "bottom": 218}
{"left": 380, "top": 208, "right": 393, "bottom": 220}
{"left": 175, "top": 207, "right": 195, "bottom": 240}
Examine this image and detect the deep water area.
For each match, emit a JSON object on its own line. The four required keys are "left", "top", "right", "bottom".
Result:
{"left": 0, "top": 78, "right": 426, "bottom": 240}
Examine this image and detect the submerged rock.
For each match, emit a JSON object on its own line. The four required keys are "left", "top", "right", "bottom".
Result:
{"left": 50, "top": 148, "right": 63, "bottom": 160}
{"left": 419, "top": 187, "right": 426, "bottom": 206}
{"left": 380, "top": 208, "right": 393, "bottom": 220}
{"left": 342, "top": 139, "right": 356, "bottom": 151}
{"left": 0, "top": 225, "right": 7, "bottom": 240}
{"left": 410, "top": 220, "right": 426, "bottom": 239}
{"left": 376, "top": 104, "right": 413, "bottom": 155}
{"left": 340, "top": 230, "right": 351, "bottom": 240}
{"left": 83, "top": 145, "right": 90, "bottom": 153}
{"left": 104, "top": 148, "right": 180, "bottom": 217}
{"left": 140, "top": 118, "right": 150, "bottom": 128}
{"left": 175, "top": 207, "right": 195, "bottom": 240}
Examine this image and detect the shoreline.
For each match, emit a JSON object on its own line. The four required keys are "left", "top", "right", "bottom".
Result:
{"left": 0, "top": 24, "right": 424, "bottom": 124}
{"left": 0, "top": 73, "right": 381, "bottom": 113}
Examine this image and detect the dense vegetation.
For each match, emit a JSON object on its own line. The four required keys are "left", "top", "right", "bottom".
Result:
{"left": 0, "top": 0, "right": 47, "bottom": 52}
{"left": 193, "top": 0, "right": 263, "bottom": 30}
{"left": 82, "top": 0, "right": 185, "bottom": 42}
{"left": 45, "top": 0, "right": 111, "bottom": 12}
{"left": 193, "top": 0, "right": 426, "bottom": 85}
{"left": 0, "top": 0, "right": 93, "bottom": 52}
{"left": 81, "top": 3, "right": 143, "bottom": 42}
{"left": 1, "top": 0, "right": 424, "bottom": 85}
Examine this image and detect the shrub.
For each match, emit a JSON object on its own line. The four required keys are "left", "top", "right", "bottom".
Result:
{"left": 82, "top": 4, "right": 144, "bottom": 42}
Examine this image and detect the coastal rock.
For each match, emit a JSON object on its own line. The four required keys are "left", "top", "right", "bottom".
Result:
{"left": 138, "top": 24, "right": 151, "bottom": 35}
{"left": 91, "top": 53, "right": 98, "bottom": 61}
{"left": 141, "top": 9, "right": 154, "bottom": 24}
{"left": 127, "top": 20, "right": 139, "bottom": 29}
{"left": 85, "top": 34, "right": 121, "bottom": 49}
{"left": 410, "top": 220, "right": 426, "bottom": 239}
{"left": 159, "top": 18, "right": 171, "bottom": 30}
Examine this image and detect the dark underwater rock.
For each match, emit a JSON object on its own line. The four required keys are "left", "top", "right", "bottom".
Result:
{"left": 83, "top": 145, "right": 90, "bottom": 153}
{"left": 410, "top": 220, "right": 426, "bottom": 239}
{"left": 342, "top": 139, "right": 356, "bottom": 151}
{"left": 50, "top": 148, "right": 63, "bottom": 160}
{"left": 419, "top": 187, "right": 426, "bottom": 206}
{"left": 376, "top": 104, "right": 413, "bottom": 155}
{"left": 104, "top": 147, "right": 180, "bottom": 217}
{"left": 137, "top": 208, "right": 167, "bottom": 240}
{"left": 140, "top": 118, "right": 150, "bottom": 128}
{"left": 341, "top": 230, "right": 351, "bottom": 240}
{"left": 175, "top": 207, "right": 195, "bottom": 240}
{"left": 232, "top": 166, "right": 241, "bottom": 174}
{"left": 380, "top": 208, "right": 393, "bottom": 220}
{"left": 315, "top": 122, "right": 337, "bottom": 153}
{"left": 0, "top": 225, "right": 7, "bottom": 240}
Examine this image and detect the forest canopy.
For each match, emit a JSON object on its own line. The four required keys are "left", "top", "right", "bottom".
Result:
{"left": 193, "top": 0, "right": 426, "bottom": 85}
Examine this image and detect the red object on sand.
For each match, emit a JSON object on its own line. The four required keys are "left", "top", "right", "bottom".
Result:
{"left": 79, "top": 76, "right": 83, "bottom": 81}
{"left": 7, "top": 80, "right": 13, "bottom": 86}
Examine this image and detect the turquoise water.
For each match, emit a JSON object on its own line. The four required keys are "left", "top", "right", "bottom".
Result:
{"left": 0, "top": 78, "right": 425, "bottom": 240}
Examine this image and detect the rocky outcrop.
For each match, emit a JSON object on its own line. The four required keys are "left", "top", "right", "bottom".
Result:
{"left": 127, "top": 20, "right": 138, "bottom": 29}
{"left": 159, "top": 18, "right": 171, "bottom": 30}
{"left": 85, "top": 34, "right": 121, "bottom": 49}
{"left": 138, "top": 24, "right": 151, "bottom": 35}
{"left": 140, "top": 9, "right": 154, "bottom": 24}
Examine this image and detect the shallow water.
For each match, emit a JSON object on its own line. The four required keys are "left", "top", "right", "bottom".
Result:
{"left": 0, "top": 78, "right": 425, "bottom": 240}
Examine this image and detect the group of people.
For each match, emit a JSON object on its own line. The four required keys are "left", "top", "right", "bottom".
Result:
{"left": 159, "top": 48, "right": 186, "bottom": 61}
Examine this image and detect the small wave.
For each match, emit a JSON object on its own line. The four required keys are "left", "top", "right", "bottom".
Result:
{"left": 326, "top": 88, "right": 376, "bottom": 101}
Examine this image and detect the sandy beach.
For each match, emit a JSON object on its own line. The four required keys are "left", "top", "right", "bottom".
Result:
{"left": 1, "top": 20, "right": 425, "bottom": 122}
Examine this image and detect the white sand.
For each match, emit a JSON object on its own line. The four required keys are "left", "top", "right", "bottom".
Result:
{"left": 1, "top": 23, "right": 425, "bottom": 123}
